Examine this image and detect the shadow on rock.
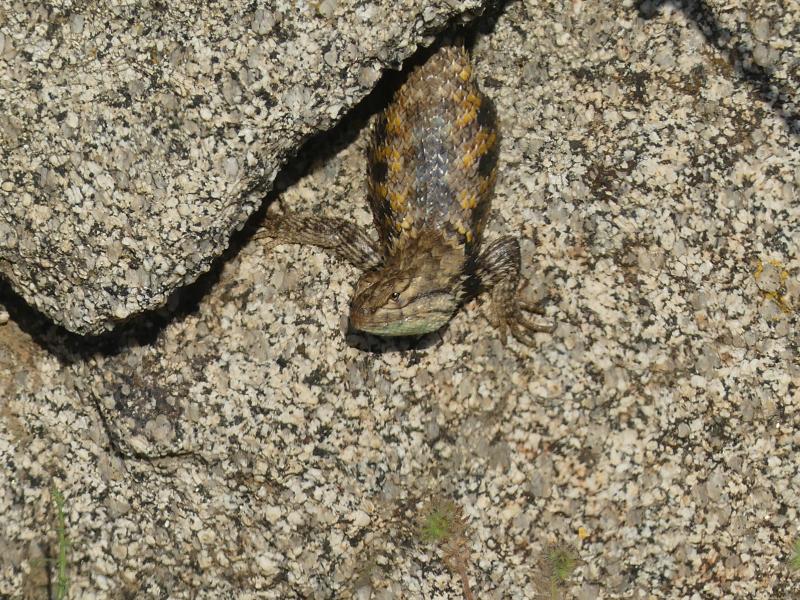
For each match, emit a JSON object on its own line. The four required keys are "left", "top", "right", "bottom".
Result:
{"left": 638, "top": 0, "right": 799, "bottom": 136}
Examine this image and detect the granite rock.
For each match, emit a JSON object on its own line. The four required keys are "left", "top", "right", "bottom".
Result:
{"left": 1, "top": 0, "right": 799, "bottom": 598}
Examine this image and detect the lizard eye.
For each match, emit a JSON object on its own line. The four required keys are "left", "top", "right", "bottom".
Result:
{"left": 390, "top": 292, "right": 401, "bottom": 303}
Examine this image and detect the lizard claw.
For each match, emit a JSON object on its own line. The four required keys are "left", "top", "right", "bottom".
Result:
{"left": 509, "top": 304, "right": 555, "bottom": 346}
{"left": 491, "top": 286, "right": 555, "bottom": 347}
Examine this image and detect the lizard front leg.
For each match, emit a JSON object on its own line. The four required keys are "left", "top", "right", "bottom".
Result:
{"left": 474, "top": 236, "right": 555, "bottom": 346}
{"left": 254, "top": 213, "right": 382, "bottom": 271}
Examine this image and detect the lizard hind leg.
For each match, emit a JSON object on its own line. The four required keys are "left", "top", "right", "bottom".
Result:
{"left": 474, "top": 236, "right": 555, "bottom": 346}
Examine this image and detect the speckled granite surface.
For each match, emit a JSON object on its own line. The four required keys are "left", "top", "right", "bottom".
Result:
{"left": 1, "top": 0, "right": 799, "bottom": 598}
{"left": 0, "top": 0, "right": 482, "bottom": 334}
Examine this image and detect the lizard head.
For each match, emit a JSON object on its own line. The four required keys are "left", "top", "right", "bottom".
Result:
{"left": 349, "top": 235, "right": 466, "bottom": 337}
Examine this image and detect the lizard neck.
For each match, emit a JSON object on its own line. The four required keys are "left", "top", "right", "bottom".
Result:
{"left": 386, "top": 231, "right": 467, "bottom": 283}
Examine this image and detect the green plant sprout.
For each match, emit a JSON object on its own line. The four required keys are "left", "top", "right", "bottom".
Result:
{"left": 418, "top": 498, "right": 474, "bottom": 600}
{"left": 548, "top": 545, "right": 578, "bottom": 582}
{"left": 51, "top": 485, "right": 70, "bottom": 600}
{"left": 536, "top": 542, "right": 579, "bottom": 600}
{"left": 789, "top": 538, "right": 800, "bottom": 572}
{"left": 419, "top": 499, "right": 464, "bottom": 544}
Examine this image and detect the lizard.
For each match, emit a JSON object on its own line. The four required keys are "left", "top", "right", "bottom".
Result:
{"left": 255, "top": 42, "right": 555, "bottom": 346}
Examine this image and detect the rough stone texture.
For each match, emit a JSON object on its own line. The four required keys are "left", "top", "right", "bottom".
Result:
{"left": 1, "top": 0, "right": 799, "bottom": 598}
{"left": 0, "top": 0, "right": 483, "bottom": 335}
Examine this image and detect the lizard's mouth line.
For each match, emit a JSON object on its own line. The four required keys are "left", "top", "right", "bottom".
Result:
{"left": 348, "top": 298, "right": 457, "bottom": 338}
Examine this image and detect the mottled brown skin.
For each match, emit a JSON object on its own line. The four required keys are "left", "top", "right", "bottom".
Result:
{"left": 256, "top": 44, "right": 554, "bottom": 345}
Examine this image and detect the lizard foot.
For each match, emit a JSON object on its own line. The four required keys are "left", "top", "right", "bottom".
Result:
{"left": 491, "top": 283, "right": 556, "bottom": 346}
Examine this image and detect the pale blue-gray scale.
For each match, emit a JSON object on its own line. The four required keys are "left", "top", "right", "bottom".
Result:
{"left": 410, "top": 110, "right": 459, "bottom": 227}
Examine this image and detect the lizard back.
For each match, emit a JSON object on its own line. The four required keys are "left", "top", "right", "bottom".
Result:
{"left": 367, "top": 44, "right": 499, "bottom": 258}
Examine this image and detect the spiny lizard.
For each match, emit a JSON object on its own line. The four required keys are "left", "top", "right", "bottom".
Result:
{"left": 256, "top": 43, "right": 554, "bottom": 345}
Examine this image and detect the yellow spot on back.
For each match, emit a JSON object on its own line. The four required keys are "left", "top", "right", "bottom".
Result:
{"left": 389, "top": 189, "right": 407, "bottom": 211}
{"left": 386, "top": 147, "right": 403, "bottom": 174}
{"left": 397, "top": 215, "right": 412, "bottom": 231}
{"left": 460, "top": 129, "right": 497, "bottom": 170}
{"left": 465, "top": 92, "right": 481, "bottom": 110}
{"left": 477, "top": 130, "right": 497, "bottom": 155}
{"left": 459, "top": 190, "right": 477, "bottom": 210}
{"left": 386, "top": 109, "right": 404, "bottom": 135}
{"left": 456, "top": 107, "right": 477, "bottom": 128}
{"left": 462, "top": 155, "right": 474, "bottom": 169}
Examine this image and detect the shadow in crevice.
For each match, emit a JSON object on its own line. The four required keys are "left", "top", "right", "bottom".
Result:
{"left": 0, "top": 14, "right": 502, "bottom": 364}
{"left": 638, "top": 0, "right": 799, "bottom": 136}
